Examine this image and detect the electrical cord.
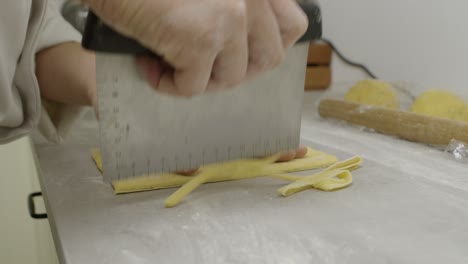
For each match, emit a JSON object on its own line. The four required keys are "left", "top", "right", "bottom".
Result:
{"left": 319, "top": 38, "right": 416, "bottom": 100}
{"left": 319, "top": 38, "right": 378, "bottom": 79}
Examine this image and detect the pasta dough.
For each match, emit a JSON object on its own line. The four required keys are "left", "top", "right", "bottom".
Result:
{"left": 410, "top": 89, "right": 468, "bottom": 122}
{"left": 166, "top": 155, "right": 362, "bottom": 207}
{"left": 92, "top": 147, "right": 338, "bottom": 194}
{"left": 91, "top": 148, "right": 362, "bottom": 208}
{"left": 277, "top": 156, "right": 362, "bottom": 196}
{"left": 345, "top": 79, "right": 399, "bottom": 109}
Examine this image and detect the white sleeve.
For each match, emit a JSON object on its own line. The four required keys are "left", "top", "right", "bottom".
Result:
{"left": 36, "top": 0, "right": 82, "bottom": 52}
{"left": 34, "top": 0, "right": 89, "bottom": 144}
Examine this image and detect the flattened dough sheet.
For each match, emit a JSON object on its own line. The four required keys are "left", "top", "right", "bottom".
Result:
{"left": 91, "top": 147, "right": 338, "bottom": 194}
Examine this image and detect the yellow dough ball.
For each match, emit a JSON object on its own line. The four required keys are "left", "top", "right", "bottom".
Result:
{"left": 344, "top": 79, "right": 399, "bottom": 109}
{"left": 410, "top": 89, "right": 468, "bottom": 122}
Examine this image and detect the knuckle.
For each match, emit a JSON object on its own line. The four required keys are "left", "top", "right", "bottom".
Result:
{"left": 223, "top": 1, "right": 247, "bottom": 25}
{"left": 159, "top": 2, "right": 248, "bottom": 54}
{"left": 198, "top": 29, "right": 223, "bottom": 51}
{"left": 175, "top": 24, "right": 222, "bottom": 53}
{"left": 284, "top": 13, "right": 309, "bottom": 40}
{"left": 199, "top": 4, "right": 247, "bottom": 50}
{"left": 158, "top": 18, "right": 218, "bottom": 53}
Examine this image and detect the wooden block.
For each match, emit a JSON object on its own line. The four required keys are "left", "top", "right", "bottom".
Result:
{"left": 308, "top": 43, "right": 332, "bottom": 65}
{"left": 305, "top": 66, "right": 331, "bottom": 90}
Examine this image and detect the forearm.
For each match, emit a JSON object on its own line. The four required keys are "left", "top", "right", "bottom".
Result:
{"left": 35, "top": 42, "right": 97, "bottom": 107}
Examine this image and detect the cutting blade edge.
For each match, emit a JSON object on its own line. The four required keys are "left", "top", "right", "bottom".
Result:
{"left": 96, "top": 43, "right": 309, "bottom": 182}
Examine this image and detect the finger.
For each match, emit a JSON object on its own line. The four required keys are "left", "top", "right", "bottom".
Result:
{"left": 209, "top": 14, "right": 248, "bottom": 91}
{"left": 209, "top": 36, "right": 249, "bottom": 92}
{"left": 245, "top": 0, "right": 285, "bottom": 78}
{"left": 276, "top": 150, "right": 296, "bottom": 162}
{"left": 157, "top": 52, "right": 217, "bottom": 97}
{"left": 268, "top": 0, "right": 309, "bottom": 49}
{"left": 275, "top": 146, "right": 308, "bottom": 162}
{"left": 176, "top": 168, "right": 200, "bottom": 176}
{"left": 135, "top": 55, "right": 163, "bottom": 88}
{"left": 294, "top": 146, "right": 308, "bottom": 159}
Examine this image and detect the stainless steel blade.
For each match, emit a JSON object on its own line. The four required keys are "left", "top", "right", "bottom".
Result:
{"left": 96, "top": 43, "right": 309, "bottom": 182}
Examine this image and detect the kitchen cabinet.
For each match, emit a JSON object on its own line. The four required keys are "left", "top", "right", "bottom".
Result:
{"left": 0, "top": 137, "right": 58, "bottom": 264}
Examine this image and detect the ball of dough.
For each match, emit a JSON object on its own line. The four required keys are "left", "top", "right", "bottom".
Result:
{"left": 410, "top": 89, "right": 468, "bottom": 122}
{"left": 344, "top": 79, "right": 399, "bottom": 109}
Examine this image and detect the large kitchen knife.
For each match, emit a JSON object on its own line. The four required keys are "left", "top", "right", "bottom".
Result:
{"left": 82, "top": 1, "right": 322, "bottom": 183}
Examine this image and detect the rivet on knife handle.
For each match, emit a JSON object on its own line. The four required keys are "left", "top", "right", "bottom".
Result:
{"left": 81, "top": 1, "right": 322, "bottom": 54}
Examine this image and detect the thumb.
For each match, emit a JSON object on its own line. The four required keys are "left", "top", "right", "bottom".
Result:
{"left": 136, "top": 55, "right": 163, "bottom": 89}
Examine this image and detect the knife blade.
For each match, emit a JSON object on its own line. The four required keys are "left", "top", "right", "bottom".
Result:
{"left": 82, "top": 1, "right": 322, "bottom": 183}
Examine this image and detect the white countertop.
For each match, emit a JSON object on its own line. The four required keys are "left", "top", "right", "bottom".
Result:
{"left": 34, "top": 84, "right": 468, "bottom": 264}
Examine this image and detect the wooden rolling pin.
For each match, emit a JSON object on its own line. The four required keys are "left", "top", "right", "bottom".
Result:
{"left": 318, "top": 99, "right": 468, "bottom": 145}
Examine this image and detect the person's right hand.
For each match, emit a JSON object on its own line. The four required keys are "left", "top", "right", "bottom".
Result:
{"left": 82, "top": 0, "right": 309, "bottom": 97}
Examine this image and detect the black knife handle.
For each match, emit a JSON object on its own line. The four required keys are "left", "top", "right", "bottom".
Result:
{"left": 81, "top": 1, "right": 322, "bottom": 54}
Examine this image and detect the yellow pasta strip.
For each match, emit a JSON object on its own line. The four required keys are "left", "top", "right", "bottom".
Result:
{"left": 277, "top": 156, "right": 362, "bottom": 197}
{"left": 325, "top": 156, "right": 362, "bottom": 171}
{"left": 91, "top": 147, "right": 338, "bottom": 195}
{"left": 167, "top": 155, "right": 361, "bottom": 207}
{"left": 312, "top": 170, "right": 353, "bottom": 191}
{"left": 277, "top": 170, "right": 352, "bottom": 196}
{"left": 165, "top": 154, "right": 280, "bottom": 208}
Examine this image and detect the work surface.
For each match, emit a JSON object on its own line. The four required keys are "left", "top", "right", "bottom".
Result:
{"left": 34, "top": 86, "right": 468, "bottom": 264}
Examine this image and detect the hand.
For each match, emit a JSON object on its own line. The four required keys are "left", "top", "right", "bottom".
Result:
{"left": 36, "top": 42, "right": 96, "bottom": 107}
{"left": 82, "top": 0, "right": 308, "bottom": 97}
